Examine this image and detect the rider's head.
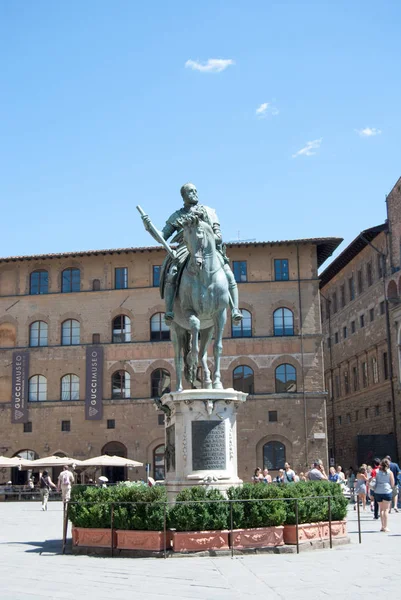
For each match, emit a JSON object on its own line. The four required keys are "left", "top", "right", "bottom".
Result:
{"left": 180, "top": 183, "right": 198, "bottom": 206}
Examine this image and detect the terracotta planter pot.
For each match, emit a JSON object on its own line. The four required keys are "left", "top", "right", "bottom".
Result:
{"left": 116, "top": 530, "right": 170, "bottom": 551}
{"left": 230, "top": 526, "right": 284, "bottom": 549}
{"left": 72, "top": 526, "right": 114, "bottom": 548}
{"left": 171, "top": 530, "right": 229, "bottom": 552}
{"left": 283, "top": 520, "right": 347, "bottom": 545}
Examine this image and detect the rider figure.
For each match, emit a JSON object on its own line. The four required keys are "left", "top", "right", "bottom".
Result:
{"left": 142, "top": 183, "right": 243, "bottom": 325}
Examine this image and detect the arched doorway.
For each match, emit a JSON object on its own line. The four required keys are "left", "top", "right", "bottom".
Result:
{"left": 101, "top": 441, "right": 127, "bottom": 483}
{"left": 153, "top": 444, "right": 165, "bottom": 481}
{"left": 11, "top": 449, "right": 38, "bottom": 485}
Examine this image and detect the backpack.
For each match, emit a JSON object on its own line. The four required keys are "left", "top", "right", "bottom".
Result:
{"left": 61, "top": 471, "right": 70, "bottom": 486}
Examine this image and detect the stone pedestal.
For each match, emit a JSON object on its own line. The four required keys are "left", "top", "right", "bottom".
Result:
{"left": 160, "top": 388, "right": 247, "bottom": 501}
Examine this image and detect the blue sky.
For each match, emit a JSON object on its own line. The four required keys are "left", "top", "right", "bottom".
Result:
{"left": 1, "top": 1, "right": 400, "bottom": 266}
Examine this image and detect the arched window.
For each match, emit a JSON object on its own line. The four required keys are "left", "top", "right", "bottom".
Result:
{"left": 273, "top": 308, "right": 294, "bottom": 336}
{"left": 150, "top": 313, "right": 170, "bottom": 341}
{"left": 61, "top": 319, "right": 80, "bottom": 345}
{"left": 112, "top": 315, "right": 131, "bottom": 343}
{"left": 92, "top": 279, "right": 100, "bottom": 291}
{"left": 151, "top": 369, "right": 171, "bottom": 398}
{"left": 112, "top": 370, "right": 131, "bottom": 399}
{"left": 61, "top": 374, "right": 80, "bottom": 400}
{"left": 387, "top": 280, "right": 398, "bottom": 299}
{"left": 30, "top": 270, "right": 48, "bottom": 295}
{"left": 154, "top": 444, "right": 165, "bottom": 481}
{"left": 61, "top": 268, "right": 80, "bottom": 293}
{"left": 233, "top": 365, "right": 254, "bottom": 394}
{"left": 11, "top": 449, "right": 38, "bottom": 485}
{"left": 29, "top": 375, "right": 47, "bottom": 402}
{"left": 263, "top": 441, "right": 286, "bottom": 470}
{"left": 29, "top": 321, "right": 48, "bottom": 347}
{"left": 232, "top": 309, "right": 252, "bottom": 338}
{"left": 275, "top": 364, "right": 297, "bottom": 393}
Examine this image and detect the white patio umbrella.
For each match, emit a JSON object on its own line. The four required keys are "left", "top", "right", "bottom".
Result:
{"left": 78, "top": 455, "right": 143, "bottom": 467}
{"left": 0, "top": 456, "right": 31, "bottom": 468}
{"left": 27, "top": 455, "right": 83, "bottom": 468}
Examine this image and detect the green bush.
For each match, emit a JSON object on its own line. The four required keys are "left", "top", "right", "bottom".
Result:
{"left": 168, "top": 487, "right": 229, "bottom": 531}
{"left": 278, "top": 481, "right": 348, "bottom": 525}
{"left": 69, "top": 484, "right": 167, "bottom": 530}
{"left": 227, "top": 483, "right": 287, "bottom": 528}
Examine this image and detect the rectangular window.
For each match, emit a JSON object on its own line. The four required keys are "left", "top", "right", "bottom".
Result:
{"left": 332, "top": 292, "right": 338, "bottom": 314}
{"left": 348, "top": 276, "right": 355, "bottom": 301}
{"left": 327, "top": 337, "right": 331, "bottom": 348}
{"left": 346, "top": 413, "right": 351, "bottom": 424}
{"left": 153, "top": 266, "right": 161, "bottom": 287}
{"left": 357, "top": 269, "right": 363, "bottom": 294}
{"left": 340, "top": 284, "right": 346, "bottom": 308}
{"left": 367, "top": 262, "right": 373, "bottom": 287}
{"left": 233, "top": 261, "right": 248, "bottom": 283}
{"left": 325, "top": 298, "right": 330, "bottom": 319}
{"left": 334, "top": 332, "right": 339, "bottom": 344}
{"left": 362, "top": 362, "right": 368, "bottom": 387}
{"left": 387, "top": 401, "right": 392, "bottom": 413}
{"left": 369, "top": 308, "right": 375, "bottom": 322}
{"left": 360, "top": 314, "right": 365, "bottom": 328}
{"left": 343, "top": 326, "right": 347, "bottom": 339}
{"left": 377, "top": 254, "right": 383, "bottom": 279}
{"left": 337, "top": 415, "right": 342, "bottom": 426}
{"left": 23, "top": 421, "right": 32, "bottom": 433}
{"left": 115, "top": 267, "right": 128, "bottom": 290}
{"left": 383, "top": 352, "right": 389, "bottom": 380}
{"left": 158, "top": 414, "right": 164, "bottom": 426}
{"left": 30, "top": 270, "right": 49, "bottom": 295}
{"left": 372, "top": 356, "right": 378, "bottom": 383}
{"left": 365, "top": 408, "right": 369, "bottom": 419}
{"left": 107, "top": 419, "right": 115, "bottom": 429}
{"left": 355, "top": 410, "right": 359, "bottom": 421}
{"left": 92, "top": 333, "right": 100, "bottom": 344}
{"left": 351, "top": 320, "right": 356, "bottom": 334}
{"left": 352, "top": 366, "right": 358, "bottom": 391}
{"left": 274, "top": 259, "right": 289, "bottom": 281}
{"left": 375, "top": 405, "right": 380, "bottom": 416}
{"left": 335, "top": 374, "right": 340, "bottom": 398}
{"left": 61, "top": 420, "right": 70, "bottom": 432}
{"left": 268, "top": 410, "right": 278, "bottom": 422}
{"left": 344, "top": 371, "right": 349, "bottom": 394}
{"left": 380, "top": 301, "right": 385, "bottom": 315}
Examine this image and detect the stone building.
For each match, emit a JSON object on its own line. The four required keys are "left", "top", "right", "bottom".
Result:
{"left": 0, "top": 236, "right": 340, "bottom": 484}
{"left": 320, "top": 176, "right": 401, "bottom": 467}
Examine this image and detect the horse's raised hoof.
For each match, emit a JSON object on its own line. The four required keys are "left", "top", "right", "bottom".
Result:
{"left": 213, "top": 381, "right": 223, "bottom": 390}
{"left": 205, "top": 381, "right": 212, "bottom": 390}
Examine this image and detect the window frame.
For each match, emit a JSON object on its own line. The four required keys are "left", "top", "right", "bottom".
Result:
{"left": 30, "top": 270, "right": 48, "bottom": 295}
{"left": 273, "top": 307, "right": 294, "bottom": 336}
{"left": 274, "top": 259, "right": 289, "bottom": 281}
{"left": 151, "top": 368, "right": 171, "bottom": 398}
{"left": 263, "top": 441, "right": 286, "bottom": 471}
{"left": 115, "top": 267, "right": 128, "bottom": 290}
{"left": 112, "top": 370, "right": 131, "bottom": 399}
{"left": 29, "top": 320, "right": 48, "bottom": 347}
{"left": 232, "top": 365, "right": 254, "bottom": 394}
{"left": 61, "top": 319, "right": 80, "bottom": 346}
{"left": 61, "top": 373, "right": 80, "bottom": 401}
{"left": 232, "top": 261, "right": 248, "bottom": 283}
{"left": 112, "top": 315, "right": 132, "bottom": 343}
{"left": 61, "top": 268, "right": 80, "bottom": 293}
{"left": 150, "top": 313, "right": 170, "bottom": 342}
{"left": 231, "top": 309, "right": 252, "bottom": 338}
{"left": 28, "top": 375, "right": 47, "bottom": 402}
{"left": 152, "top": 265, "right": 161, "bottom": 287}
{"left": 275, "top": 363, "right": 297, "bottom": 393}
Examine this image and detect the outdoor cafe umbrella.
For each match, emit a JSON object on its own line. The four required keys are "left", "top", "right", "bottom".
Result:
{"left": 27, "top": 455, "right": 83, "bottom": 468}
{"left": 0, "top": 455, "right": 31, "bottom": 468}
{"left": 78, "top": 455, "right": 143, "bottom": 467}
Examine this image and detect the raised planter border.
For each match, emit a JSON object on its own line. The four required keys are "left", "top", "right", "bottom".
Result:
{"left": 283, "top": 520, "right": 347, "bottom": 545}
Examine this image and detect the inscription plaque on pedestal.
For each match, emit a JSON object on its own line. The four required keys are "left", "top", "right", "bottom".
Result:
{"left": 192, "top": 421, "right": 226, "bottom": 470}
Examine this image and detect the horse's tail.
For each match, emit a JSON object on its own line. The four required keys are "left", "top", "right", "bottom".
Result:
{"left": 183, "top": 331, "right": 192, "bottom": 382}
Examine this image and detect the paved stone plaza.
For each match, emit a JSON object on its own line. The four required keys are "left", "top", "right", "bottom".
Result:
{"left": 0, "top": 502, "right": 400, "bottom": 599}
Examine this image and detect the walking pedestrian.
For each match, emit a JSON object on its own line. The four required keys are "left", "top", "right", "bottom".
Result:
{"left": 39, "top": 470, "right": 56, "bottom": 511}
{"left": 283, "top": 462, "right": 296, "bottom": 483}
{"left": 354, "top": 467, "right": 368, "bottom": 511}
{"left": 57, "top": 465, "right": 75, "bottom": 502}
{"left": 385, "top": 456, "right": 400, "bottom": 513}
{"left": 369, "top": 458, "right": 380, "bottom": 520}
{"left": 375, "top": 458, "right": 395, "bottom": 532}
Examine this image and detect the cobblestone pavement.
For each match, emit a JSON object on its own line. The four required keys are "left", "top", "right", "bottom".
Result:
{"left": 0, "top": 501, "right": 400, "bottom": 599}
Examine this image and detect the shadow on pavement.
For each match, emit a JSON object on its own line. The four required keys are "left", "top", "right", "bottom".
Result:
{"left": 1, "top": 539, "right": 68, "bottom": 555}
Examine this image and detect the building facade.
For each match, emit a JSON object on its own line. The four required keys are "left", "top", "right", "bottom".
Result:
{"left": 0, "top": 236, "right": 340, "bottom": 483}
{"left": 320, "top": 176, "right": 401, "bottom": 468}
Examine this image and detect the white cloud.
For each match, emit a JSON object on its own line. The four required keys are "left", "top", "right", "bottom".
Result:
{"left": 292, "top": 138, "right": 322, "bottom": 158}
{"left": 185, "top": 58, "right": 234, "bottom": 73}
{"left": 255, "top": 102, "right": 279, "bottom": 118}
{"left": 356, "top": 127, "right": 382, "bottom": 137}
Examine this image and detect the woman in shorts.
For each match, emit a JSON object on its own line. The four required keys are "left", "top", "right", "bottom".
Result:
{"left": 375, "top": 458, "right": 395, "bottom": 532}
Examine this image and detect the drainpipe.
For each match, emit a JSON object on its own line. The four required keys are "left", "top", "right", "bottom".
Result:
{"left": 320, "top": 291, "right": 335, "bottom": 464}
{"left": 296, "top": 244, "right": 309, "bottom": 469}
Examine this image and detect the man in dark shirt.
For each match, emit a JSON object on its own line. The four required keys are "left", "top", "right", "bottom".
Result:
{"left": 386, "top": 455, "right": 400, "bottom": 512}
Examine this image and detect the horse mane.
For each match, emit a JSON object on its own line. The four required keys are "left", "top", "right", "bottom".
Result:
{"left": 176, "top": 207, "right": 210, "bottom": 230}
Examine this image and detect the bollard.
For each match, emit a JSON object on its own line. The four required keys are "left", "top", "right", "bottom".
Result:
{"left": 295, "top": 499, "right": 299, "bottom": 555}
{"left": 230, "top": 501, "right": 234, "bottom": 559}
{"left": 110, "top": 503, "right": 114, "bottom": 557}
{"left": 357, "top": 497, "right": 361, "bottom": 544}
{"left": 328, "top": 496, "right": 332, "bottom": 549}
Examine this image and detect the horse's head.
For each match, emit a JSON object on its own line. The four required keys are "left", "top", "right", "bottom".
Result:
{"left": 179, "top": 213, "right": 214, "bottom": 270}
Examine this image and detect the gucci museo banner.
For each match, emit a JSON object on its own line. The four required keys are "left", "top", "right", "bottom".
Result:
{"left": 11, "top": 351, "right": 30, "bottom": 424}
{"left": 85, "top": 346, "right": 103, "bottom": 420}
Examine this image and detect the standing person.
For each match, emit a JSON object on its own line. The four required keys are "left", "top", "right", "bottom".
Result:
{"left": 252, "top": 467, "right": 263, "bottom": 483}
{"left": 307, "top": 461, "right": 328, "bottom": 480}
{"left": 336, "top": 466, "right": 345, "bottom": 483}
{"left": 355, "top": 467, "right": 368, "bottom": 511}
{"left": 283, "top": 462, "right": 296, "bottom": 483}
{"left": 370, "top": 458, "right": 381, "bottom": 520}
{"left": 385, "top": 455, "right": 400, "bottom": 513}
{"left": 262, "top": 468, "right": 272, "bottom": 483}
{"left": 39, "top": 470, "right": 56, "bottom": 511}
{"left": 329, "top": 467, "right": 340, "bottom": 482}
{"left": 347, "top": 468, "right": 356, "bottom": 502}
{"left": 57, "top": 465, "right": 74, "bottom": 503}
{"left": 275, "top": 469, "right": 285, "bottom": 483}
{"left": 375, "top": 458, "right": 395, "bottom": 532}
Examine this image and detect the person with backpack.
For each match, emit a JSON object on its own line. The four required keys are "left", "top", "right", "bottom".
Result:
{"left": 39, "top": 470, "right": 56, "bottom": 511}
{"left": 57, "top": 465, "right": 75, "bottom": 503}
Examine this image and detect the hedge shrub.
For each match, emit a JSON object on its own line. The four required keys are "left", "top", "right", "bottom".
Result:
{"left": 227, "top": 483, "right": 287, "bottom": 528}
{"left": 168, "top": 487, "right": 229, "bottom": 531}
{"left": 278, "top": 481, "right": 348, "bottom": 525}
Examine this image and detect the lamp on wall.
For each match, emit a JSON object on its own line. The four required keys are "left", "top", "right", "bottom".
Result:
{"left": 44, "top": 443, "right": 50, "bottom": 453}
